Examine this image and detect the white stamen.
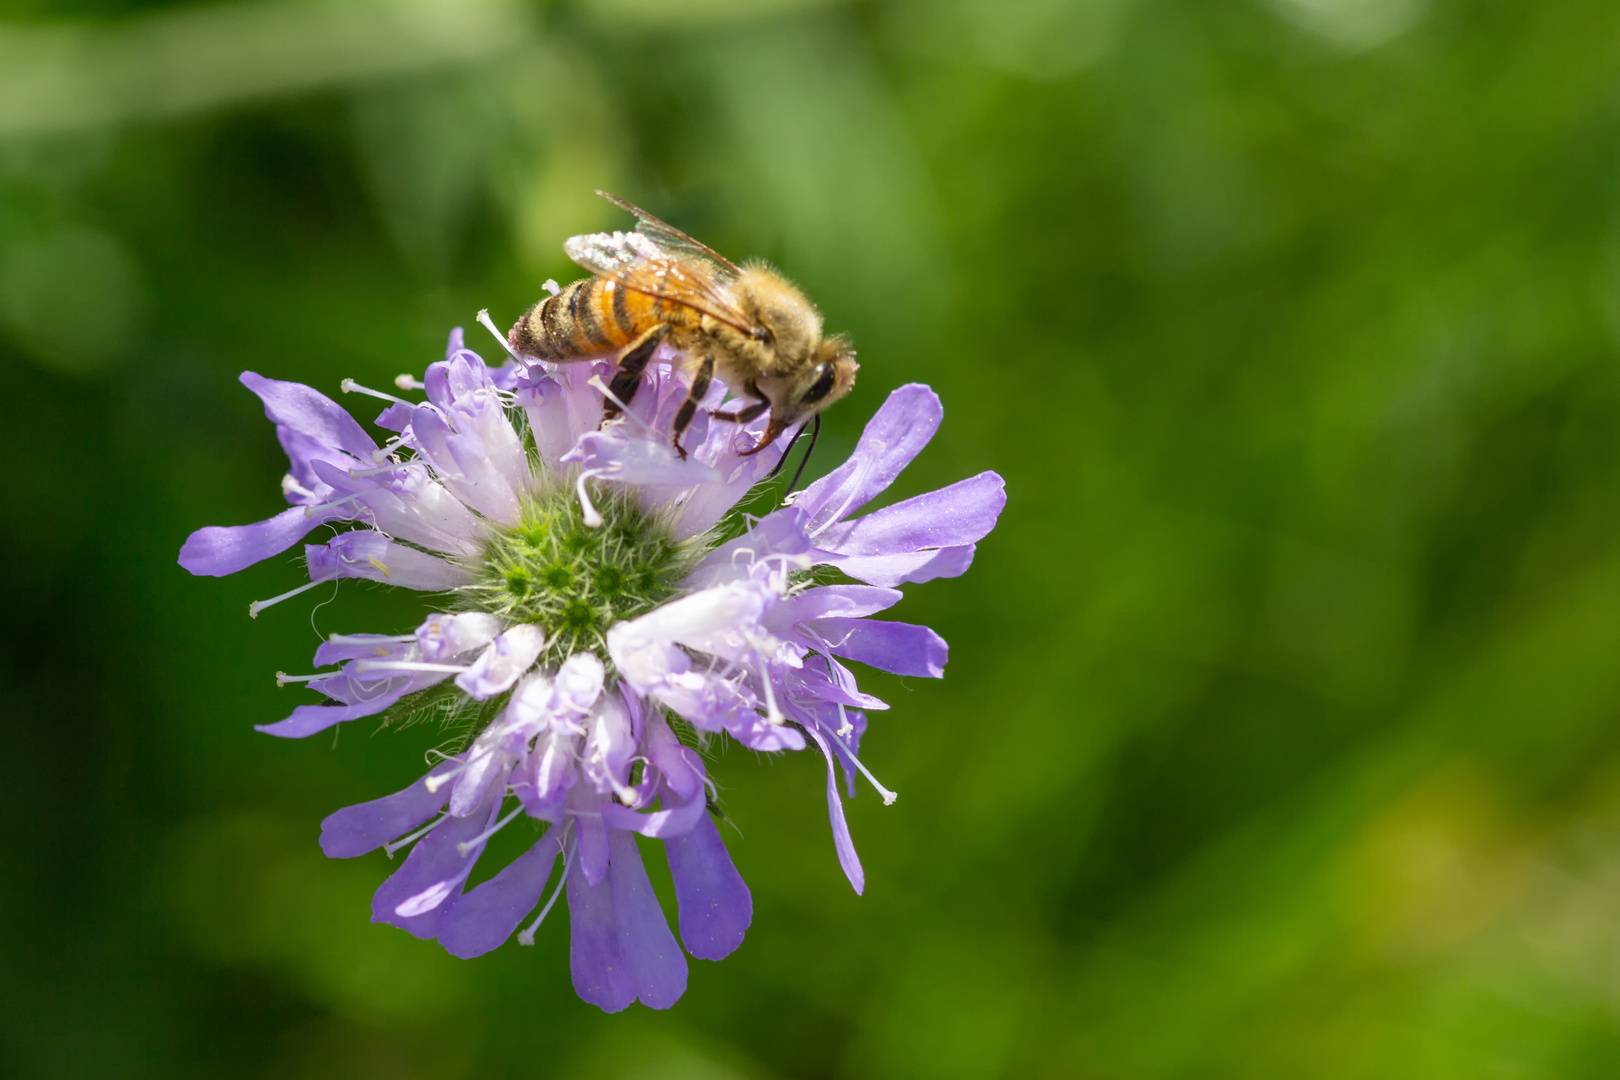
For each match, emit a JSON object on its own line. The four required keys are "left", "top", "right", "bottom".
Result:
{"left": 424, "top": 761, "right": 470, "bottom": 793}
{"left": 341, "top": 378, "right": 410, "bottom": 406}
{"left": 282, "top": 474, "right": 319, "bottom": 500}
{"left": 384, "top": 813, "right": 445, "bottom": 858}
{"left": 372, "top": 436, "right": 408, "bottom": 463}
{"left": 828, "top": 726, "right": 898, "bottom": 806}
{"left": 306, "top": 490, "right": 368, "bottom": 518}
{"left": 476, "top": 309, "right": 523, "bottom": 362}
{"left": 835, "top": 702, "right": 855, "bottom": 738}
{"left": 353, "top": 660, "right": 468, "bottom": 675}
{"left": 587, "top": 375, "right": 658, "bottom": 437}
{"left": 457, "top": 801, "right": 526, "bottom": 854}
{"left": 542, "top": 279, "right": 561, "bottom": 296}
{"left": 575, "top": 468, "right": 613, "bottom": 528}
{"left": 518, "top": 836, "right": 572, "bottom": 946}
{"left": 394, "top": 374, "right": 426, "bottom": 391}
{"left": 328, "top": 632, "right": 415, "bottom": 645}
{"left": 249, "top": 578, "right": 325, "bottom": 619}
{"left": 275, "top": 671, "right": 330, "bottom": 687}
{"left": 348, "top": 460, "right": 427, "bottom": 480}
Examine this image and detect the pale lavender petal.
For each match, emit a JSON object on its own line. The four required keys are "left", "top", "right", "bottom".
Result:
{"left": 583, "top": 692, "right": 636, "bottom": 796}
{"left": 416, "top": 612, "right": 504, "bottom": 663}
{"left": 803, "top": 721, "right": 864, "bottom": 894}
{"left": 371, "top": 785, "right": 503, "bottom": 939}
{"left": 768, "top": 584, "right": 902, "bottom": 629}
{"left": 312, "top": 634, "right": 412, "bottom": 668}
{"left": 562, "top": 427, "right": 720, "bottom": 487}
{"left": 319, "top": 759, "right": 460, "bottom": 858}
{"left": 811, "top": 619, "right": 948, "bottom": 678}
{"left": 819, "top": 545, "right": 975, "bottom": 587}
{"left": 449, "top": 741, "right": 514, "bottom": 817}
{"left": 608, "top": 829, "right": 687, "bottom": 1010}
{"left": 575, "top": 789, "right": 611, "bottom": 887}
{"left": 276, "top": 427, "right": 353, "bottom": 502}
{"left": 306, "top": 532, "right": 471, "bottom": 591}
{"left": 455, "top": 624, "right": 545, "bottom": 698}
{"left": 241, "top": 371, "right": 376, "bottom": 460}
{"left": 179, "top": 506, "right": 334, "bottom": 577}
{"left": 601, "top": 784, "right": 705, "bottom": 838}
{"left": 517, "top": 360, "right": 613, "bottom": 475}
{"left": 795, "top": 384, "right": 941, "bottom": 532}
{"left": 438, "top": 831, "right": 562, "bottom": 958}
{"left": 255, "top": 678, "right": 432, "bottom": 738}
{"left": 665, "top": 812, "right": 751, "bottom": 961}
{"left": 814, "top": 472, "right": 1006, "bottom": 555}
{"left": 684, "top": 507, "right": 811, "bottom": 589}
{"left": 567, "top": 852, "right": 635, "bottom": 1013}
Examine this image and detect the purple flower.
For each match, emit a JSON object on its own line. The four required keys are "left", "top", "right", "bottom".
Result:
{"left": 181, "top": 321, "right": 1004, "bottom": 1011}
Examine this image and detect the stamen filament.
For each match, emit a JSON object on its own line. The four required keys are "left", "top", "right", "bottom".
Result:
{"left": 349, "top": 460, "right": 427, "bottom": 480}
{"left": 340, "top": 378, "right": 409, "bottom": 406}
{"left": 328, "top": 632, "right": 415, "bottom": 644}
{"left": 394, "top": 374, "right": 426, "bottom": 391}
{"left": 476, "top": 309, "right": 523, "bottom": 362}
{"left": 827, "top": 723, "right": 898, "bottom": 805}
{"left": 353, "top": 660, "right": 467, "bottom": 675}
{"left": 249, "top": 578, "right": 325, "bottom": 619}
{"left": 275, "top": 671, "right": 330, "bottom": 686}
{"left": 282, "top": 474, "right": 319, "bottom": 500}
{"left": 518, "top": 835, "right": 573, "bottom": 946}
{"left": 384, "top": 813, "right": 445, "bottom": 858}
{"left": 457, "top": 801, "right": 526, "bottom": 854}
{"left": 424, "top": 761, "right": 469, "bottom": 793}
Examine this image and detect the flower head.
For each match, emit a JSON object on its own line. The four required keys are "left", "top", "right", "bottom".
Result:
{"left": 180, "top": 323, "right": 1005, "bottom": 1012}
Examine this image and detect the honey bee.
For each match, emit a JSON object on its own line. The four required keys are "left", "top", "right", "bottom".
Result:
{"left": 509, "top": 191, "right": 857, "bottom": 464}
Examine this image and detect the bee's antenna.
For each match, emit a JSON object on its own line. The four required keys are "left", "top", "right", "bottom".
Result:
{"left": 764, "top": 422, "right": 808, "bottom": 482}
{"left": 764, "top": 414, "right": 821, "bottom": 494}
{"left": 787, "top": 414, "right": 821, "bottom": 495}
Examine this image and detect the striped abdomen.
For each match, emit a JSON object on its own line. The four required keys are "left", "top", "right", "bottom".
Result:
{"left": 511, "top": 277, "right": 697, "bottom": 361}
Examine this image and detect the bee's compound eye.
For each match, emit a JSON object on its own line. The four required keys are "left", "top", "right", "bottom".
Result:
{"left": 803, "top": 362, "right": 837, "bottom": 405}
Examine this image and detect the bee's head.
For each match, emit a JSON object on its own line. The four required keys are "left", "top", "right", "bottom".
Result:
{"left": 745, "top": 334, "right": 858, "bottom": 454}
{"left": 777, "top": 334, "right": 858, "bottom": 425}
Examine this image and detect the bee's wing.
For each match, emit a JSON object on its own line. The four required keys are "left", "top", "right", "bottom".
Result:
{"left": 597, "top": 191, "right": 743, "bottom": 280}
{"left": 562, "top": 192, "right": 757, "bottom": 336}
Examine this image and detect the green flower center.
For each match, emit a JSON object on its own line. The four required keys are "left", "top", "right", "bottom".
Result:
{"left": 465, "top": 488, "right": 693, "bottom": 669}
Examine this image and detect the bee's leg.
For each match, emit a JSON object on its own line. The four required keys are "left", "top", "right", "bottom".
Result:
{"left": 600, "top": 324, "right": 668, "bottom": 423}
{"left": 671, "top": 354, "right": 715, "bottom": 461}
{"left": 709, "top": 399, "right": 771, "bottom": 424}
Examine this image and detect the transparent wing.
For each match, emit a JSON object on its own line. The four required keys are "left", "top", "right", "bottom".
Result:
{"left": 597, "top": 190, "right": 742, "bottom": 281}
{"left": 561, "top": 193, "right": 756, "bottom": 335}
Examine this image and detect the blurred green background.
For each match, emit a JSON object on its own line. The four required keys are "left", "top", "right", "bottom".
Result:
{"left": 7, "top": 0, "right": 1620, "bottom": 1076}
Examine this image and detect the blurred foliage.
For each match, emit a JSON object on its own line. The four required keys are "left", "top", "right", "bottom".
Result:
{"left": 6, "top": 0, "right": 1620, "bottom": 1076}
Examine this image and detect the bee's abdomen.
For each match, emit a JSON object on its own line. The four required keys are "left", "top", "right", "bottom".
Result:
{"left": 510, "top": 278, "right": 676, "bottom": 360}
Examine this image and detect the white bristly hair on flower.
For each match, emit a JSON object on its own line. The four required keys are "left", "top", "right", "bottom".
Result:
{"left": 179, "top": 324, "right": 1006, "bottom": 1013}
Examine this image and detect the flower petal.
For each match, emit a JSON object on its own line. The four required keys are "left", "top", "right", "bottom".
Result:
{"left": 607, "top": 828, "right": 687, "bottom": 1010}
{"left": 819, "top": 545, "right": 976, "bottom": 587}
{"left": 318, "top": 760, "right": 459, "bottom": 858}
{"left": 455, "top": 624, "right": 546, "bottom": 699}
{"left": 802, "top": 721, "right": 864, "bottom": 894}
{"left": 179, "top": 506, "right": 334, "bottom": 577}
{"left": 794, "top": 383, "right": 941, "bottom": 532}
{"left": 814, "top": 471, "right": 1005, "bottom": 556}
{"left": 371, "top": 780, "right": 505, "bottom": 939}
{"left": 567, "top": 850, "right": 636, "bottom": 1013}
{"left": 665, "top": 812, "right": 752, "bottom": 961}
{"left": 438, "top": 831, "right": 562, "bottom": 959}
{"left": 241, "top": 371, "right": 376, "bottom": 461}
{"left": 306, "top": 532, "right": 471, "bottom": 591}
{"left": 811, "top": 618, "right": 948, "bottom": 678}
